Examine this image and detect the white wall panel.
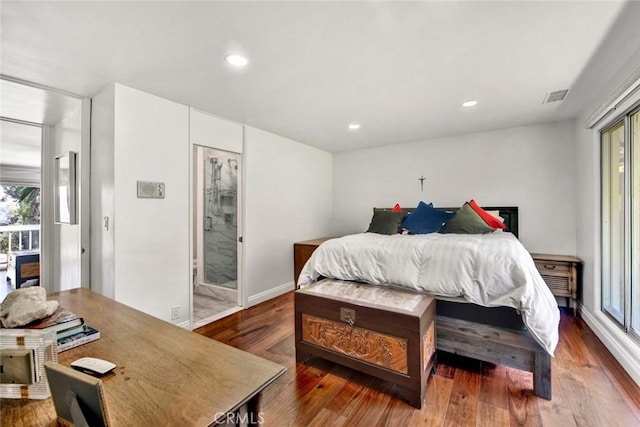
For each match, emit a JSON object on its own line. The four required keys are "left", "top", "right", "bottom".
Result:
{"left": 190, "top": 108, "right": 243, "bottom": 153}
{"left": 91, "top": 83, "right": 190, "bottom": 325}
{"left": 52, "top": 107, "right": 82, "bottom": 291}
{"left": 244, "top": 126, "right": 332, "bottom": 305}
{"left": 90, "top": 84, "right": 115, "bottom": 298}
{"left": 333, "top": 121, "right": 577, "bottom": 255}
{"left": 113, "top": 84, "right": 190, "bottom": 323}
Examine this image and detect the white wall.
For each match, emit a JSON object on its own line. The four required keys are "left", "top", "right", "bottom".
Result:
{"left": 91, "top": 83, "right": 191, "bottom": 325}
{"left": 90, "top": 84, "right": 334, "bottom": 323}
{"left": 573, "top": 47, "right": 640, "bottom": 384}
{"left": 244, "top": 126, "right": 333, "bottom": 306}
{"left": 333, "top": 121, "right": 576, "bottom": 255}
{"left": 113, "top": 85, "right": 190, "bottom": 324}
{"left": 52, "top": 107, "right": 82, "bottom": 291}
{"left": 91, "top": 84, "right": 115, "bottom": 298}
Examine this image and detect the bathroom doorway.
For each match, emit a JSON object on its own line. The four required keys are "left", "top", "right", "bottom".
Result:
{"left": 192, "top": 145, "right": 242, "bottom": 327}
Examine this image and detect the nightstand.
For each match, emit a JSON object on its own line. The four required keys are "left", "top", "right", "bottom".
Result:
{"left": 530, "top": 253, "right": 581, "bottom": 316}
{"left": 293, "top": 237, "right": 334, "bottom": 285}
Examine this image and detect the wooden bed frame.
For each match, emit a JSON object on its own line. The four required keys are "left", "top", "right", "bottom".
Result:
{"left": 439, "top": 206, "right": 550, "bottom": 399}
{"left": 364, "top": 205, "right": 552, "bottom": 400}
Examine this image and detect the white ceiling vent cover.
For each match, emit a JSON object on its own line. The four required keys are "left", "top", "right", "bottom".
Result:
{"left": 543, "top": 89, "right": 569, "bottom": 103}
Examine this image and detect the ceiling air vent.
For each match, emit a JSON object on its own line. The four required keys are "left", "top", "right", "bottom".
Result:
{"left": 543, "top": 89, "right": 569, "bottom": 103}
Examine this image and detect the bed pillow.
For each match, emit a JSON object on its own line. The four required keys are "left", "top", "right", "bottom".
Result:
{"left": 469, "top": 199, "right": 507, "bottom": 229}
{"left": 401, "top": 201, "right": 454, "bottom": 234}
{"left": 366, "top": 208, "right": 406, "bottom": 235}
{"left": 391, "top": 203, "right": 403, "bottom": 212}
{"left": 439, "top": 202, "right": 495, "bottom": 234}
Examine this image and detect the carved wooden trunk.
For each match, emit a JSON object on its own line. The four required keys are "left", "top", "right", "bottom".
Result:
{"left": 295, "top": 279, "right": 436, "bottom": 408}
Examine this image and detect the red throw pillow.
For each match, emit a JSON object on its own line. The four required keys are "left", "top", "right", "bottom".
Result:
{"left": 391, "top": 203, "right": 403, "bottom": 212}
{"left": 469, "top": 200, "right": 506, "bottom": 229}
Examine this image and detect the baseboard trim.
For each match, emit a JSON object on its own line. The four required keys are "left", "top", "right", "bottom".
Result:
{"left": 247, "top": 281, "right": 294, "bottom": 307}
{"left": 176, "top": 320, "right": 191, "bottom": 329}
{"left": 190, "top": 306, "right": 243, "bottom": 330}
{"left": 580, "top": 304, "right": 640, "bottom": 387}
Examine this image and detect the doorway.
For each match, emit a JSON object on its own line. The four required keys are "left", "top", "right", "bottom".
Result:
{"left": 0, "top": 119, "right": 41, "bottom": 299}
{"left": 0, "top": 76, "right": 89, "bottom": 296}
{"left": 192, "top": 145, "right": 243, "bottom": 327}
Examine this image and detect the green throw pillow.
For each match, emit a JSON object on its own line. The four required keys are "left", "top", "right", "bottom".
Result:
{"left": 366, "top": 208, "right": 406, "bottom": 235}
{"left": 439, "top": 203, "right": 495, "bottom": 234}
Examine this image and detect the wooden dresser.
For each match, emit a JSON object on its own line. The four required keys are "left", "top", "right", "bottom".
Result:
{"left": 293, "top": 237, "right": 333, "bottom": 284}
{"left": 530, "top": 253, "right": 581, "bottom": 316}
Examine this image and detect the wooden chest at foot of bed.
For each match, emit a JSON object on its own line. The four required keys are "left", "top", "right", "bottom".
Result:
{"left": 294, "top": 279, "right": 436, "bottom": 408}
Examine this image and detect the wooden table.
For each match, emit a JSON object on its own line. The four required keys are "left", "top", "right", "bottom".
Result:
{"left": 1, "top": 288, "right": 286, "bottom": 426}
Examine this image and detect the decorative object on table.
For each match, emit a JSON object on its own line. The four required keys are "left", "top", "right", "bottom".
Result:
{"left": 45, "top": 362, "right": 110, "bottom": 426}
{"left": 0, "top": 328, "right": 58, "bottom": 399}
{"left": 54, "top": 151, "right": 77, "bottom": 224}
{"left": 0, "top": 287, "right": 59, "bottom": 328}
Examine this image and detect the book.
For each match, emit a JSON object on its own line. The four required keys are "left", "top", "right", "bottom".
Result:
{"left": 56, "top": 323, "right": 87, "bottom": 340}
{"left": 23, "top": 306, "right": 84, "bottom": 334}
{"left": 57, "top": 326, "right": 100, "bottom": 352}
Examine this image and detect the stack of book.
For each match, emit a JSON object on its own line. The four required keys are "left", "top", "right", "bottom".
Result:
{"left": 24, "top": 306, "right": 100, "bottom": 352}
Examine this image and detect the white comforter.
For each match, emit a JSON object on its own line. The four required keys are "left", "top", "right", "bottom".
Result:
{"left": 298, "top": 232, "right": 560, "bottom": 355}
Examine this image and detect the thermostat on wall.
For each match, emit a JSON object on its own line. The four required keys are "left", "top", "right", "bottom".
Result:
{"left": 137, "top": 181, "right": 165, "bottom": 199}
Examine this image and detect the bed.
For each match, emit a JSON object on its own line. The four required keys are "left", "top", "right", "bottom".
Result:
{"left": 297, "top": 205, "right": 558, "bottom": 400}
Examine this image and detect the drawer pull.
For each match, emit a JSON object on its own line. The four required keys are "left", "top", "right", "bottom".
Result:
{"left": 543, "top": 264, "right": 556, "bottom": 269}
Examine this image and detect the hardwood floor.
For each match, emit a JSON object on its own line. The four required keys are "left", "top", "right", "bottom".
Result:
{"left": 195, "top": 292, "right": 640, "bottom": 427}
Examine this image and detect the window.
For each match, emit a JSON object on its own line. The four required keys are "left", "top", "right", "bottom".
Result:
{"left": 602, "top": 105, "right": 640, "bottom": 337}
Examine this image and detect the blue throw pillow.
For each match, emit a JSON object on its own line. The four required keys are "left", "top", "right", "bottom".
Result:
{"left": 401, "top": 201, "right": 455, "bottom": 234}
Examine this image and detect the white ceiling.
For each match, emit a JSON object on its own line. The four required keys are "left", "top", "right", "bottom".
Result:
{"left": 0, "top": 79, "right": 81, "bottom": 172}
{"left": 0, "top": 120, "right": 41, "bottom": 168}
{"left": 1, "top": 1, "right": 637, "bottom": 153}
{"left": 0, "top": 79, "right": 82, "bottom": 126}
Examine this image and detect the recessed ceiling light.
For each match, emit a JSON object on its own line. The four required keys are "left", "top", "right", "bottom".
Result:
{"left": 225, "top": 54, "right": 248, "bottom": 67}
{"left": 348, "top": 123, "right": 361, "bottom": 130}
{"left": 462, "top": 100, "right": 478, "bottom": 107}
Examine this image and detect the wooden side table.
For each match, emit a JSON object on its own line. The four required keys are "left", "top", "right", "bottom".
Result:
{"left": 530, "top": 253, "right": 581, "bottom": 316}
{"left": 293, "top": 237, "right": 333, "bottom": 284}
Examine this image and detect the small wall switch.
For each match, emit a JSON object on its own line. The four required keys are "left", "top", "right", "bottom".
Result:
{"left": 171, "top": 306, "right": 180, "bottom": 321}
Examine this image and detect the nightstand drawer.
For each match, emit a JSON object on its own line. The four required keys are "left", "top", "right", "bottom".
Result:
{"left": 534, "top": 260, "right": 571, "bottom": 276}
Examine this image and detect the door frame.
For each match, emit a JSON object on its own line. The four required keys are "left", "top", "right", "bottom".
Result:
{"left": 190, "top": 145, "right": 245, "bottom": 317}
{"left": 0, "top": 76, "right": 90, "bottom": 293}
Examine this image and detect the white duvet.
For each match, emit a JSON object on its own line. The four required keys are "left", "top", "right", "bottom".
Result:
{"left": 298, "top": 232, "right": 560, "bottom": 355}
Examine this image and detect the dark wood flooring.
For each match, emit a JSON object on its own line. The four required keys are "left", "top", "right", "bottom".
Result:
{"left": 195, "top": 292, "right": 640, "bottom": 426}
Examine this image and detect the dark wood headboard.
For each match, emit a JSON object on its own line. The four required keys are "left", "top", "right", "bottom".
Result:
{"left": 383, "top": 205, "right": 519, "bottom": 238}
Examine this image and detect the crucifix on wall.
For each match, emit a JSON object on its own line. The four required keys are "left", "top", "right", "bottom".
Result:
{"left": 419, "top": 175, "right": 426, "bottom": 192}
